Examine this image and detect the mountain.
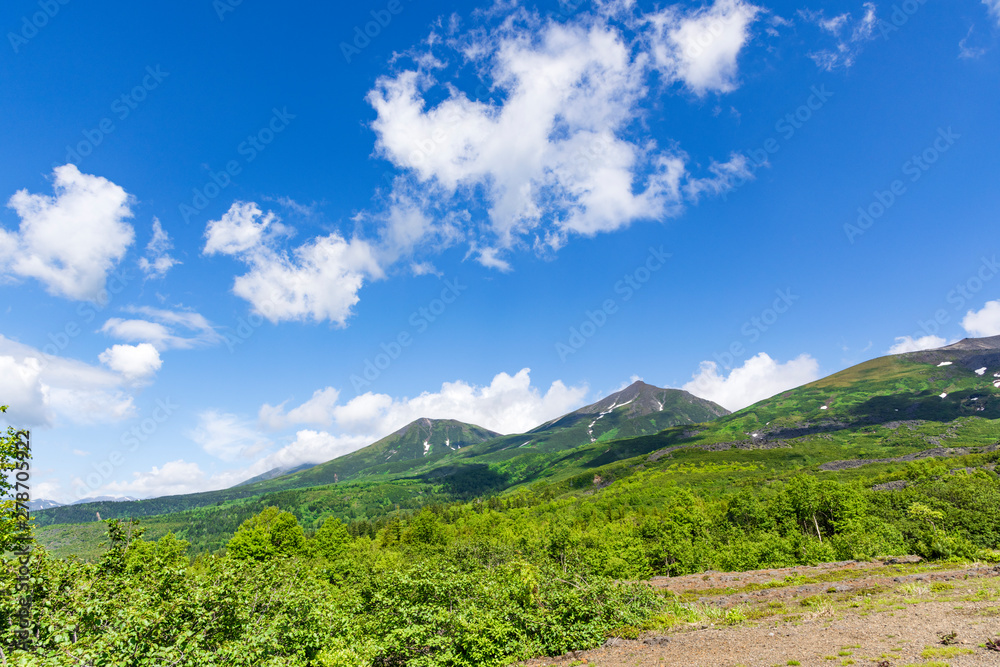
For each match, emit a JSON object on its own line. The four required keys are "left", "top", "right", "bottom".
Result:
{"left": 232, "top": 463, "right": 316, "bottom": 488}
{"left": 30, "top": 419, "right": 501, "bottom": 526}
{"left": 32, "top": 384, "right": 725, "bottom": 526}
{"left": 72, "top": 496, "right": 140, "bottom": 504}
{"left": 534, "top": 380, "right": 729, "bottom": 443}
{"left": 451, "top": 381, "right": 730, "bottom": 459}
{"left": 258, "top": 418, "right": 503, "bottom": 490}
{"left": 32, "top": 337, "right": 1000, "bottom": 557}
{"left": 26, "top": 499, "right": 65, "bottom": 511}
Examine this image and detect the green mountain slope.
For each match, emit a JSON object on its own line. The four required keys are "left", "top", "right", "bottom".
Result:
{"left": 34, "top": 337, "right": 1000, "bottom": 557}
{"left": 268, "top": 418, "right": 502, "bottom": 488}
{"left": 456, "top": 381, "right": 730, "bottom": 457}
{"left": 32, "top": 383, "right": 726, "bottom": 527}
{"left": 32, "top": 418, "right": 499, "bottom": 527}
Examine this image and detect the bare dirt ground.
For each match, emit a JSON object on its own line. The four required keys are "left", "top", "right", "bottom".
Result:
{"left": 516, "top": 559, "right": 1000, "bottom": 667}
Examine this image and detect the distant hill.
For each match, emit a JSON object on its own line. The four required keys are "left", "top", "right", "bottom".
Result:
{"left": 231, "top": 464, "right": 316, "bottom": 488}
{"left": 32, "top": 418, "right": 501, "bottom": 526}
{"left": 26, "top": 499, "right": 65, "bottom": 511}
{"left": 72, "top": 495, "right": 140, "bottom": 505}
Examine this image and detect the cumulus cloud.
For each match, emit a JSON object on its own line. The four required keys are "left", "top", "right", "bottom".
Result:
{"left": 101, "top": 306, "right": 222, "bottom": 350}
{"left": 0, "top": 164, "right": 134, "bottom": 301}
{"left": 138, "top": 218, "right": 179, "bottom": 280}
{"left": 203, "top": 202, "right": 382, "bottom": 325}
{"left": 163, "top": 368, "right": 589, "bottom": 496}
{"left": 98, "top": 343, "right": 162, "bottom": 382}
{"left": 683, "top": 352, "right": 820, "bottom": 411}
{"left": 204, "top": 201, "right": 284, "bottom": 256}
{"left": 962, "top": 300, "right": 1000, "bottom": 337}
{"left": 887, "top": 335, "right": 947, "bottom": 355}
{"left": 365, "top": 1, "right": 761, "bottom": 267}
{"left": 0, "top": 334, "right": 135, "bottom": 426}
{"left": 648, "top": 0, "right": 761, "bottom": 95}
{"left": 801, "top": 2, "right": 877, "bottom": 71}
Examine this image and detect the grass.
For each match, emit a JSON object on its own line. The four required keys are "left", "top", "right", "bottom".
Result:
{"left": 920, "top": 646, "right": 974, "bottom": 658}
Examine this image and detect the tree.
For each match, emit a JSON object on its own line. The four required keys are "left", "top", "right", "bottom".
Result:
{"left": 0, "top": 405, "right": 31, "bottom": 553}
{"left": 312, "top": 516, "right": 350, "bottom": 561}
{"left": 226, "top": 506, "right": 306, "bottom": 561}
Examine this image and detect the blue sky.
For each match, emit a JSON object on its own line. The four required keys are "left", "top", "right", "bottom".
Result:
{"left": 2, "top": 0, "right": 999, "bottom": 502}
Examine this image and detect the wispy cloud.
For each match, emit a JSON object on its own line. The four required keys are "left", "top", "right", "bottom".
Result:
{"left": 101, "top": 305, "right": 223, "bottom": 350}
{"left": 800, "top": 2, "right": 877, "bottom": 71}
{"left": 138, "top": 218, "right": 179, "bottom": 280}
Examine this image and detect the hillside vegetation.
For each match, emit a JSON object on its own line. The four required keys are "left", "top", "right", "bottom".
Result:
{"left": 3, "top": 340, "right": 1000, "bottom": 665}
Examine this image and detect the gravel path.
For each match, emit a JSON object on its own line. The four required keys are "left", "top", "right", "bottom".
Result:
{"left": 516, "top": 559, "right": 1000, "bottom": 667}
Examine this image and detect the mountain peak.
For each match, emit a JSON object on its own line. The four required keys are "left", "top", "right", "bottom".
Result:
{"left": 568, "top": 380, "right": 728, "bottom": 420}
{"left": 939, "top": 335, "right": 1000, "bottom": 352}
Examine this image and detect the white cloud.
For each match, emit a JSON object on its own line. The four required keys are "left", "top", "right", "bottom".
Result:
{"left": 203, "top": 202, "right": 382, "bottom": 325}
{"left": 94, "top": 459, "right": 209, "bottom": 499}
{"left": 962, "top": 300, "right": 1000, "bottom": 337}
{"left": 683, "top": 352, "right": 820, "bottom": 411}
{"left": 887, "top": 334, "right": 947, "bottom": 355}
{"left": 188, "top": 410, "right": 271, "bottom": 462}
{"left": 174, "top": 368, "right": 589, "bottom": 492}
{"left": 0, "top": 164, "right": 134, "bottom": 301}
{"left": 251, "top": 430, "right": 374, "bottom": 474}
{"left": 684, "top": 153, "right": 756, "bottom": 201}
{"left": 75, "top": 369, "right": 586, "bottom": 498}
{"left": 98, "top": 343, "right": 162, "bottom": 382}
{"left": 0, "top": 334, "right": 135, "bottom": 426}
{"left": 0, "top": 355, "right": 50, "bottom": 426}
{"left": 244, "top": 369, "right": 587, "bottom": 472}
{"left": 366, "top": 3, "right": 759, "bottom": 263}
{"left": 801, "top": 2, "right": 877, "bottom": 71}
{"left": 203, "top": 201, "right": 283, "bottom": 256}
{"left": 648, "top": 0, "right": 761, "bottom": 95}
{"left": 101, "top": 306, "right": 222, "bottom": 350}
{"left": 259, "top": 387, "right": 341, "bottom": 430}
{"left": 138, "top": 218, "right": 178, "bottom": 279}
{"left": 231, "top": 234, "right": 382, "bottom": 325}
{"left": 337, "top": 368, "right": 587, "bottom": 436}
{"left": 985, "top": 0, "right": 1000, "bottom": 25}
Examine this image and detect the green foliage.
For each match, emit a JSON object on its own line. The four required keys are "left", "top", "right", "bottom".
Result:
{"left": 1, "top": 405, "right": 32, "bottom": 553}
{"left": 226, "top": 506, "right": 306, "bottom": 561}
{"left": 10, "top": 345, "right": 1000, "bottom": 664}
